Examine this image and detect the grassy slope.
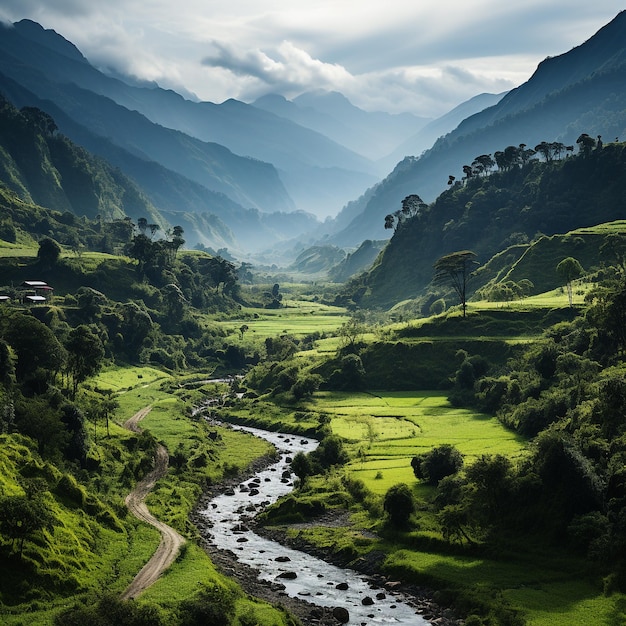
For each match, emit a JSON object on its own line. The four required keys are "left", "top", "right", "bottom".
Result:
{"left": 0, "top": 368, "right": 295, "bottom": 625}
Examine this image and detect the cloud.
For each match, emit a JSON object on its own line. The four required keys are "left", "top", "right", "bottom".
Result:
{"left": 0, "top": 1, "right": 621, "bottom": 115}
{"left": 201, "top": 39, "right": 518, "bottom": 116}
{"left": 202, "top": 40, "right": 355, "bottom": 97}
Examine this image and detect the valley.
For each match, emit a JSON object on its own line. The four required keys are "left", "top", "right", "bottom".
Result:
{"left": 1, "top": 9, "right": 626, "bottom": 626}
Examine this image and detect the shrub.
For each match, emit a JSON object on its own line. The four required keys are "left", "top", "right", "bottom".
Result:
{"left": 383, "top": 483, "right": 415, "bottom": 528}
{"left": 412, "top": 444, "right": 464, "bottom": 485}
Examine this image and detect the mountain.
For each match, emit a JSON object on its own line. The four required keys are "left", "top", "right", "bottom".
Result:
{"left": 253, "top": 91, "right": 430, "bottom": 163}
{"left": 328, "top": 11, "right": 626, "bottom": 248}
{"left": 0, "top": 92, "right": 162, "bottom": 225}
{"left": 378, "top": 92, "right": 507, "bottom": 171}
{"left": 0, "top": 19, "right": 379, "bottom": 219}
{"left": 350, "top": 141, "right": 626, "bottom": 308}
{"left": 0, "top": 41, "right": 293, "bottom": 214}
{"left": 328, "top": 239, "right": 387, "bottom": 282}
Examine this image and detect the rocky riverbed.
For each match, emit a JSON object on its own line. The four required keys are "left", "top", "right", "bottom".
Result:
{"left": 191, "top": 424, "right": 465, "bottom": 625}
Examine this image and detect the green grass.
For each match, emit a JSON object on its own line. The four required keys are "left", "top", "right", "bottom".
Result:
{"left": 307, "top": 391, "right": 528, "bottom": 494}
{"left": 385, "top": 547, "right": 625, "bottom": 626}
{"left": 88, "top": 366, "right": 170, "bottom": 393}
{"left": 218, "top": 300, "right": 348, "bottom": 342}
{"left": 0, "top": 365, "right": 295, "bottom": 625}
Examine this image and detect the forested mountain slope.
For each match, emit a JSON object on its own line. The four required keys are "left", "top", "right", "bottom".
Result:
{"left": 0, "top": 19, "right": 380, "bottom": 218}
{"left": 328, "top": 11, "right": 626, "bottom": 248}
{"left": 351, "top": 142, "right": 626, "bottom": 308}
{"left": 0, "top": 72, "right": 323, "bottom": 253}
{"left": 0, "top": 94, "right": 161, "bottom": 225}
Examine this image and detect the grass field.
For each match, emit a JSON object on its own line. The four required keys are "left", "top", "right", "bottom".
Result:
{"left": 218, "top": 300, "right": 349, "bottom": 342}
{"left": 384, "top": 547, "right": 625, "bottom": 626}
{"left": 307, "top": 391, "right": 528, "bottom": 494}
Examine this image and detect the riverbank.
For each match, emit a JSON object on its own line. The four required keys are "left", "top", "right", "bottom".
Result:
{"left": 190, "top": 431, "right": 465, "bottom": 626}
{"left": 191, "top": 456, "right": 342, "bottom": 626}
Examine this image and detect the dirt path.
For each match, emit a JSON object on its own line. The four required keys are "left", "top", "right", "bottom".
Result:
{"left": 121, "top": 406, "right": 185, "bottom": 600}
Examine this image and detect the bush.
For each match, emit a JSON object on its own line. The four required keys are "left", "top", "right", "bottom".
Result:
{"left": 383, "top": 483, "right": 415, "bottom": 528}
{"left": 412, "top": 444, "right": 464, "bottom": 485}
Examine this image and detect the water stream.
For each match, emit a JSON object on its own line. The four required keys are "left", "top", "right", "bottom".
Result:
{"left": 199, "top": 424, "right": 430, "bottom": 625}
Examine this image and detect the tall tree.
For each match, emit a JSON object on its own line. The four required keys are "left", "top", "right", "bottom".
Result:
{"left": 433, "top": 250, "right": 478, "bottom": 318}
{"left": 556, "top": 257, "right": 584, "bottom": 307}
{"left": 65, "top": 325, "right": 105, "bottom": 398}
{"left": 37, "top": 237, "right": 62, "bottom": 267}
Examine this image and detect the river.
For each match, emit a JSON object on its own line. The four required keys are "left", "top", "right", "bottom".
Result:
{"left": 198, "top": 423, "right": 431, "bottom": 625}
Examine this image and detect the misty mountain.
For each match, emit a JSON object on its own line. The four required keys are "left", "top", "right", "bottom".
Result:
{"left": 0, "top": 19, "right": 379, "bottom": 218}
{"left": 253, "top": 91, "right": 430, "bottom": 163}
{"left": 0, "top": 33, "right": 293, "bottom": 214}
{"left": 0, "top": 72, "right": 322, "bottom": 254}
{"left": 378, "top": 92, "right": 507, "bottom": 171}
{"left": 351, "top": 141, "right": 626, "bottom": 309}
{"left": 326, "top": 10, "right": 626, "bottom": 248}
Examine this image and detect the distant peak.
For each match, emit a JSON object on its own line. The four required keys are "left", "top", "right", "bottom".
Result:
{"left": 253, "top": 93, "right": 289, "bottom": 105}
{"left": 13, "top": 18, "right": 88, "bottom": 64}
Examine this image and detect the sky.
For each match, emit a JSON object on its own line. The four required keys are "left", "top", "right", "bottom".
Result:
{"left": 0, "top": 1, "right": 621, "bottom": 118}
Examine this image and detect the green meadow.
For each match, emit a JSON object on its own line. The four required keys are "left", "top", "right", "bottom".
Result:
{"left": 218, "top": 300, "right": 349, "bottom": 341}
{"left": 306, "top": 391, "right": 528, "bottom": 493}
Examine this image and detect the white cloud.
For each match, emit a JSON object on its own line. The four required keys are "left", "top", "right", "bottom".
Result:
{"left": 202, "top": 40, "right": 355, "bottom": 99}
{"left": 0, "top": 1, "right": 621, "bottom": 115}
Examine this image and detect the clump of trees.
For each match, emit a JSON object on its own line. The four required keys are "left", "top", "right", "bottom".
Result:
{"left": 412, "top": 444, "right": 464, "bottom": 485}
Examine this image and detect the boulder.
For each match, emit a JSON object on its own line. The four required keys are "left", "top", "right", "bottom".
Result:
{"left": 332, "top": 606, "right": 350, "bottom": 623}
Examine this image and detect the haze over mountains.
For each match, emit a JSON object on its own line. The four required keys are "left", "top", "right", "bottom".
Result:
{"left": 325, "top": 10, "right": 626, "bottom": 248}
{"left": 1, "top": 12, "right": 625, "bottom": 262}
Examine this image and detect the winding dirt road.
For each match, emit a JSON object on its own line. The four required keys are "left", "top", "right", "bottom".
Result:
{"left": 121, "top": 406, "right": 185, "bottom": 600}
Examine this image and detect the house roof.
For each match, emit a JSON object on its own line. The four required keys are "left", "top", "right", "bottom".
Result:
{"left": 25, "top": 295, "right": 47, "bottom": 302}
{"left": 21, "top": 280, "right": 50, "bottom": 288}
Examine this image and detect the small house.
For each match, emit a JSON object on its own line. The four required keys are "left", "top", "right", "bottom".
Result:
{"left": 20, "top": 280, "right": 54, "bottom": 304}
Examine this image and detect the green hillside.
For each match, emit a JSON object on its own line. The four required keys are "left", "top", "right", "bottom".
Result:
{"left": 348, "top": 142, "right": 626, "bottom": 309}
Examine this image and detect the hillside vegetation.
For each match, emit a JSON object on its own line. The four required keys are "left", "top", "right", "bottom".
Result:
{"left": 345, "top": 141, "right": 626, "bottom": 309}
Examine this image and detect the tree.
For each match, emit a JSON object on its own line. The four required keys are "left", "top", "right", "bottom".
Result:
{"left": 291, "top": 451, "right": 313, "bottom": 486}
{"left": 412, "top": 444, "right": 464, "bottom": 485}
{"left": 600, "top": 234, "right": 626, "bottom": 274}
{"left": 384, "top": 195, "right": 426, "bottom": 231}
{"left": 383, "top": 483, "right": 415, "bottom": 527}
{"left": 168, "top": 225, "right": 185, "bottom": 261}
{"left": 0, "top": 494, "right": 55, "bottom": 557}
{"left": 472, "top": 154, "right": 494, "bottom": 176}
{"left": 311, "top": 434, "right": 349, "bottom": 470}
{"left": 338, "top": 315, "right": 365, "bottom": 352}
{"left": 1, "top": 311, "right": 66, "bottom": 384}
{"left": 37, "top": 237, "right": 62, "bottom": 267}
{"left": 556, "top": 257, "right": 584, "bottom": 307}
{"left": 76, "top": 286, "right": 107, "bottom": 320}
{"left": 576, "top": 133, "right": 596, "bottom": 157}
{"left": 65, "top": 325, "right": 105, "bottom": 398}
{"left": 291, "top": 373, "right": 322, "bottom": 400}
{"left": 433, "top": 250, "right": 478, "bottom": 317}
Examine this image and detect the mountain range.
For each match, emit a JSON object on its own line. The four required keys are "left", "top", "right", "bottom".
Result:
{"left": 0, "top": 18, "right": 504, "bottom": 257}
{"left": 1, "top": 12, "right": 625, "bottom": 267}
